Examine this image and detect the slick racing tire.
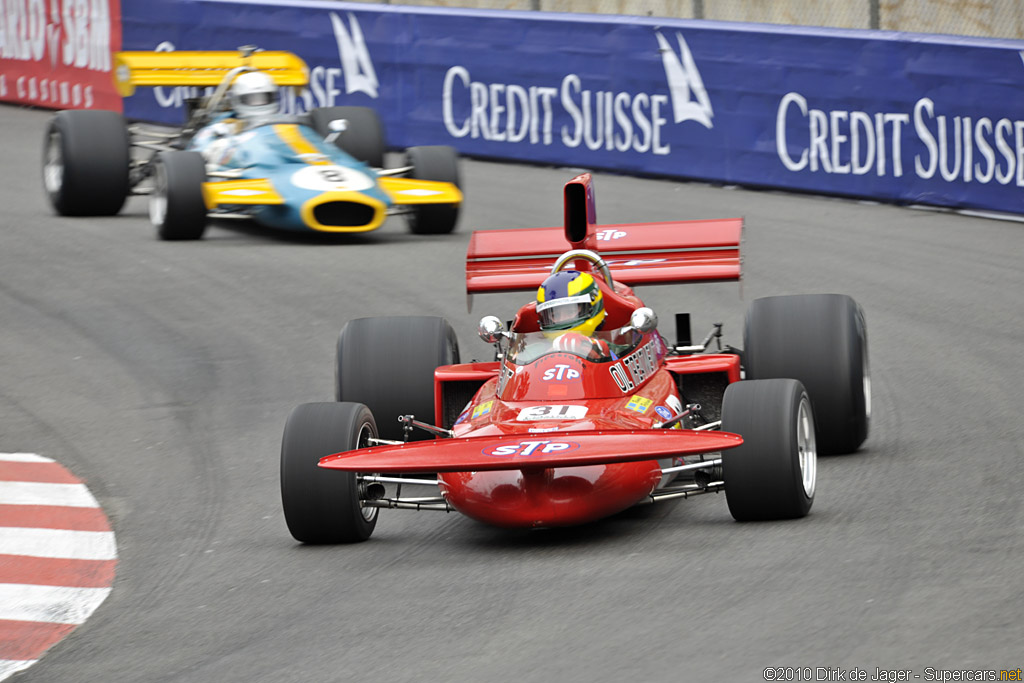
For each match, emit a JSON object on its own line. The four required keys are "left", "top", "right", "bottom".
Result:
{"left": 721, "top": 379, "right": 816, "bottom": 521}
{"left": 43, "top": 110, "right": 130, "bottom": 217}
{"left": 310, "top": 106, "right": 385, "bottom": 168}
{"left": 336, "top": 316, "right": 460, "bottom": 442}
{"left": 743, "top": 293, "right": 869, "bottom": 455}
{"left": 150, "top": 151, "right": 208, "bottom": 241}
{"left": 406, "top": 145, "right": 461, "bottom": 235}
{"left": 280, "top": 402, "right": 379, "bottom": 544}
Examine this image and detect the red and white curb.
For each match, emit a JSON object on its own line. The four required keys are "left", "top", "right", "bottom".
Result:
{"left": 0, "top": 453, "right": 117, "bottom": 680}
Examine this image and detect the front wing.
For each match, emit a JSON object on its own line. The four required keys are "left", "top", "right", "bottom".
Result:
{"left": 203, "top": 177, "right": 462, "bottom": 209}
{"left": 320, "top": 428, "right": 742, "bottom": 473}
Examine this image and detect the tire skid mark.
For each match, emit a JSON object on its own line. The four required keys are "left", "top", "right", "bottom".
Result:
{"left": 0, "top": 453, "right": 117, "bottom": 681}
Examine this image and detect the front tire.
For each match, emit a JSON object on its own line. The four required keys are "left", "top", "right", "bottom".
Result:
{"left": 43, "top": 110, "right": 129, "bottom": 216}
{"left": 336, "top": 316, "right": 460, "bottom": 442}
{"left": 744, "top": 293, "right": 869, "bottom": 455}
{"left": 150, "top": 151, "right": 208, "bottom": 241}
{"left": 309, "top": 106, "right": 385, "bottom": 168}
{"left": 722, "top": 379, "right": 816, "bottom": 521}
{"left": 281, "top": 402, "right": 379, "bottom": 543}
{"left": 406, "top": 145, "right": 461, "bottom": 235}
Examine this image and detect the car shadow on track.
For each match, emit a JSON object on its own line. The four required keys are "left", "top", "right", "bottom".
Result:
{"left": 194, "top": 219, "right": 468, "bottom": 246}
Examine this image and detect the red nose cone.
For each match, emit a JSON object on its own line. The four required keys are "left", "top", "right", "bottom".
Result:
{"left": 439, "top": 461, "right": 662, "bottom": 528}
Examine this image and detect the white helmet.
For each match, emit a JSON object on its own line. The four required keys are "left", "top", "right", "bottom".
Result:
{"left": 230, "top": 71, "right": 279, "bottom": 118}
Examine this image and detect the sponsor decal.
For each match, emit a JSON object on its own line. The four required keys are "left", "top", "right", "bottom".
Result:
{"left": 777, "top": 92, "right": 1024, "bottom": 188}
{"left": 0, "top": 0, "right": 121, "bottom": 110}
{"left": 291, "top": 165, "right": 374, "bottom": 192}
{"left": 596, "top": 229, "right": 626, "bottom": 241}
{"left": 396, "top": 189, "right": 443, "bottom": 197}
{"left": 665, "top": 394, "right": 683, "bottom": 414}
{"left": 542, "top": 363, "right": 580, "bottom": 381}
{"left": 441, "top": 31, "right": 712, "bottom": 156}
{"left": 482, "top": 440, "right": 581, "bottom": 457}
{"left": 626, "top": 395, "right": 653, "bottom": 414}
{"left": 517, "top": 405, "right": 587, "bottom": 421}
{"left": 655, "top": 405, "right": 673, "bottom": 420}
{"left": 609, "top": 339, "right": 660, "bottom": 393}
{"left": 497, "top": 361, "right": 515, "bottom": 395}
{"left": 471, "top": 400, "right": 493, "bottom": 419}
{"left": 609, "top": 258, "right": 668, "bottom": 267}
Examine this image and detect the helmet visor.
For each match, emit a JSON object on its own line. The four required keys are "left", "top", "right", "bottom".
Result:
{"left": 537, "top": 294, "right": 593, "bottom": 330}
{"left": 239, "top": 91, "right": 277, "bottom": 107}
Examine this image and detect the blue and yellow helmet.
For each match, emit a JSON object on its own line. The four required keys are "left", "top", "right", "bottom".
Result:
{"left": 536, "top": 270, "right": 606, "bottom": 337}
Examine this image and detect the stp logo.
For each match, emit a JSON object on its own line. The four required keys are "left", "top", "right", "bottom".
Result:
{"left": 596, "top": 229, "right": 626, "bottom": 241}
{"left": 542, "top": 364, "right": 580, "bottom": 381}
{"left": 482, "top": 440, "right": 582, "bottom": 458}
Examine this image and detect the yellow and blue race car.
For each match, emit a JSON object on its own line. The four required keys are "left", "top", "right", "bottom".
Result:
{"left": 42, "top": 46, "right": 463, "bottom": 240}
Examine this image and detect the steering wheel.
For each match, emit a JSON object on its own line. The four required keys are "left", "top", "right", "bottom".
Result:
{"left": 549, "top": 249, "right": 614, "bottom": 288}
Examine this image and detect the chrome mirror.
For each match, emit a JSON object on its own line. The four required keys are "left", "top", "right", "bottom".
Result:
{"left": 478, "top": 316, "right": 507, "bottom": 344}
{"left": 629, "top": 307, "right": 657, "bottom": 334}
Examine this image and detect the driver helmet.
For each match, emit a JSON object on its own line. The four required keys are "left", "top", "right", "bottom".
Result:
{"left": 230, "top": 71, "right": 279, "bottom": 118}
{"left": 536, "top": 270, "right": 606, "bottom": 337}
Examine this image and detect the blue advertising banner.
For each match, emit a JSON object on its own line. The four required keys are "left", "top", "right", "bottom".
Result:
{"left": 119, "top": 0, "right": 1024, "bottom": 215}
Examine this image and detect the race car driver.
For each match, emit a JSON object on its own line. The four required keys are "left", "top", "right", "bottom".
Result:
{"left": 229, "top": 71, "right": 280, "bottom": 119}
{"left": 536, "top": 269, "right": 623, "bottom": 361}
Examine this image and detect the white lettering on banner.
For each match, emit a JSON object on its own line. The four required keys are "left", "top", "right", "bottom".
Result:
{"left": 15, "top": 75, "right": 93, "bottom": 106}
{"left": 656, "top": 31, "right": 714, "bottom": 128}
{"left": 441, "top": 31, "right": 713, "bottom": 156}
{"left": 0, "top": 0, "right": 111, "bottom": 71}
{"left": 329, "top": 11, "right": 378, "bottom": 98}
{"left": 777, "top": 91, "right": 1024, "bottom": 187}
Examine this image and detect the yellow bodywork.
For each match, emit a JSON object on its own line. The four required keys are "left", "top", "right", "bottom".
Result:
{"left": 202, "top": 179, "right": 284, "bottom": 209}
{"left": 113, "top": 50, "right": 309, "bottom": 96}
{"left": 301, "top": 192, "right": 388, "bottom": 233}
{"left": 378, "top": 177, "right": 463, "bottom": 205}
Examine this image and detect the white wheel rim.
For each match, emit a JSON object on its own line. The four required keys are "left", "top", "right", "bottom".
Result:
{"left": 862, "top": 339, "right": 872, "bottom": 424}
{"left": 43, "top": 133, "right": 63, "bottom": 194}
{"left": 797, "top": 395, "right": 817, "bottom": 498}
{"left": 149, "top": 164, "right": 168, "bottom": 226}
{"left": 356, "top": 423, "right": 378, "bottom": 523}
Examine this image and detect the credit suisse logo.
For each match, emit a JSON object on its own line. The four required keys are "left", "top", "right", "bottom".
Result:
{"left": 482, "top": 440, "right": 582, "bottom": 458}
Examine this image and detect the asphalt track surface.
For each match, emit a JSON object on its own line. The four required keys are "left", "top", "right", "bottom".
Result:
{"left": 2, "top": 103, "right": 1022, "bottom": 681}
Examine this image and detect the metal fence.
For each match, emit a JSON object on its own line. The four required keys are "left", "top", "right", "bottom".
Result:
{"left": 375, "top": 0, "right": 1024, "bottom": 40}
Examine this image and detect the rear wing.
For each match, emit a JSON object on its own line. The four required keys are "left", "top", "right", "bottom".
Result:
{"left": 113, "top": 50, "right": 309, "bottom": 97}
{"left": 466, "top": 173, "right": 742, "bottom": 295}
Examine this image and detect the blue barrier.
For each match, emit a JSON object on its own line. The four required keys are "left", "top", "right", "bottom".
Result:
{"left": 120, "top": 0, "right": 1024, "bottom": 215}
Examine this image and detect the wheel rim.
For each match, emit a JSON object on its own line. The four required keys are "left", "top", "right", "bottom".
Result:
{"left": 797, "top": 394, "right": 817, "bottom": 497}
{"left": 355, "top": 422, "right": 378, "bottom": 523}
{"left": 149, "top": 163, "right": 168, "bottom": 226}
{"left": 862, "top": 337, "right": 872, "bottom": 424}
{"left": 43, "top": 132, "right": 63, "bottom": 194}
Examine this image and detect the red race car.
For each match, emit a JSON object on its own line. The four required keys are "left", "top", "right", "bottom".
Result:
{"left": 280, "top": 173, "right": 869, "bottom": 543}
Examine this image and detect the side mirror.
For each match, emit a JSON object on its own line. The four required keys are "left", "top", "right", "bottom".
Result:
{"left": 478, "top": 315, "right": 507, "bottom": 344}
{"left": 629, "top": 307, "right": 658, "bottom": 334}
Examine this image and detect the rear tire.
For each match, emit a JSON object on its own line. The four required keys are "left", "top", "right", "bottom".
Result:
{"left": 310, "top": 106, "right": 385, "bottom": 168}
{"left": 406, "top": 145, "right": 461, "bottom": 235}
{"left": 744, "top": 293, "right": 869, "bottom": 455}
{"left": 42, "top": 110, "right": 129, "bottom": 216}
{"left": 336, "top": 316, "right": 460, "bottom": 442}
{"left": 150, "top": 151, "right": 208, "bottom": 241}
{"left": 722, "top": 379, "right": 816, "bottom": 521}
{"left": 280, "top": 402, "right": 379, "bottom": 543}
